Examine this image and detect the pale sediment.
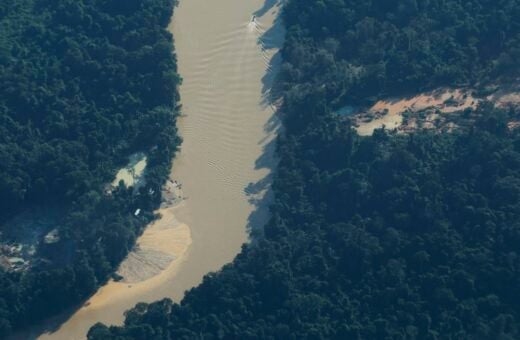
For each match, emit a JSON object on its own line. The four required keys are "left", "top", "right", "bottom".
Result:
{"left": 116, "top": 248, "right": 175, "bottom": 283}
{"left": 351, "top": 86, "right": 520, "bottom": 135}
{"left": 111, "top": 152, "right": 147, "bottom": 189}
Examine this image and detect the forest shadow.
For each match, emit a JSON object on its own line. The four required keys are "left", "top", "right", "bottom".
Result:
{"left": 245, "top": 0, "right": 285, "bottom": 240}
{"left": 253, "top": 0, "right": 279, "bottom": 17}
{"left": 259, "top": 3, "right": 285, "bottom": 112}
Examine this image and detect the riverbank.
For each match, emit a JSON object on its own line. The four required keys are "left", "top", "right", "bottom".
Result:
{"left": 35, "top": 0, "right": 283, "bottom": 338}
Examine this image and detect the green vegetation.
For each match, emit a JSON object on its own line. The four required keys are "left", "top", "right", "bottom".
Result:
{"left": 89, "top": 0, "right": 520, "bottom": 339}
{"left": 281, "top": 0, "right": 519, "bottom": 108}
{"left": 0, "top": 0, "right": 180, "bottom": 336}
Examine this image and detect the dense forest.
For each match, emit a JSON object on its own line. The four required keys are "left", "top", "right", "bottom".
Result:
{"left": 281, "top": 0, "right": 519, "bottom": 108}
{"left": 0, "top": 0, "right": 180, "bottom": 336}
{"left": 89, "top": 0, "right": 520, "bottom": 339}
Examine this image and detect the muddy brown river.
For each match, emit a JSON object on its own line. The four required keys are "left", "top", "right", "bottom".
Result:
{"left": 32, "top": 0, "right": 283, "bottom": 339}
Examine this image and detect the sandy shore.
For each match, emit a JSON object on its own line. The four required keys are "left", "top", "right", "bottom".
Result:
{"left": 34, "top": 0, "right": 283, "bottom": 339}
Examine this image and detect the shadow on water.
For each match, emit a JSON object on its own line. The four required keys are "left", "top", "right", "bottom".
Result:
{"left": 245, "top": 0, "right": 285, "bottom": 240}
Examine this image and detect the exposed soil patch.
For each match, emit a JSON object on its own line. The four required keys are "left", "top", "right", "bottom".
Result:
{"left": 347, "top": 86, "right": 520, "bottom": 135}
{"left": 111, "top": 152, "right": 147, "bottom": 190}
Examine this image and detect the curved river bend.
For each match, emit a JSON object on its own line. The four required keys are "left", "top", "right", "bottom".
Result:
{"left": 35, "top": 0, "right": 283, "bottom": 339}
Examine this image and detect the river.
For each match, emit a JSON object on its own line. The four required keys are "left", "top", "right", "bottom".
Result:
{"left": 32, "top": 0, "right": 283, "bottom": 339}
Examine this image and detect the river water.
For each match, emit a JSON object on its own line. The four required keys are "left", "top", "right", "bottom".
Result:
{"left": 34, "top": 0, "right": 283, "bottom": 339}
